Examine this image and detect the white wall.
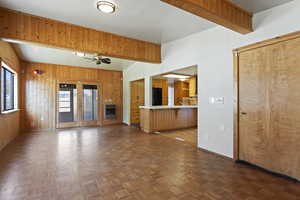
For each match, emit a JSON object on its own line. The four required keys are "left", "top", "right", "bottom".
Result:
{"left": 123, "top": 0, "right": 300, "bottom": 158}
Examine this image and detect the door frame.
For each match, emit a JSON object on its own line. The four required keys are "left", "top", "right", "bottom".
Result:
{"left": 56, "top": 80, "right": 80, "bottom": 129}
{"left": 233, "top": 30, "right": 300, "bottom": 161}
{"left": 56, "top": 80, "right": 101, "bottom": 128}
{"left": 80, "top": 81, "right": 101, "bottom": 127}
{"left": 130, "top": 78, "right": 145, "bottom": 125}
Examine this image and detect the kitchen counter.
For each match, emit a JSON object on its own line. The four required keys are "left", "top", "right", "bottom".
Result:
{"left": 139, "top": 105, "right": 197, "bottom": 109}
{"left": 139, "top": 106, "right": 197, "bottom": 133}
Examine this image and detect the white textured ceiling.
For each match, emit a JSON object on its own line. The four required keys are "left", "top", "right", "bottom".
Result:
{"left": 153, "top": 65, "right": 197, "bottom": 79}
{"left": 232, "top": 0, "right": 294, "bottom": 13}
{"left": 11, "top": 41, "right": 134, "bottom": 71}
{"left": 173, "top": 66, "right": 197, "bottom": 76}
{"left": 0, "top": 0, "right": 294, "bottom": 44}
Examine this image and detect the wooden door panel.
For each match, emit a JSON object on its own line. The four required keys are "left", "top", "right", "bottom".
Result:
{"left": 239, "top": 47, "right": 271, "bottom": 168}
{"left": 130, "top": 80, "right": 144, "bottom": 124}
{"left": 267, "top": 39, "right": 300, "bottom": 179}
{"left": 239, "top": 37, "right": 300, "bottom": 180}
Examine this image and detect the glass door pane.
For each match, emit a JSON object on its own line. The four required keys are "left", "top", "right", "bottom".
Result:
{"left": 58, "top": 84, "right": 77, "bottom": 123}
{"left": 83, "top": 85, "right": 98, "bottom": 121}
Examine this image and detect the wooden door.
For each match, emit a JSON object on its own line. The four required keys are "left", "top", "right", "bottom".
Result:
{"left": 238, "top": 37, "right": 300, "bottom": 180}
{"left": 130, "top": 79, "right": 145, "bottom": 124}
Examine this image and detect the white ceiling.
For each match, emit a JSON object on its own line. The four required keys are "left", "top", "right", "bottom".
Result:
{"left": 233, "top": 0, "right": 294, "bottom": 13}
{"left": 153, "top": 65, "right": 197, "bottom": 80}
{"left": 11, "top": 41, "right": 134, "bottom": 71}
{"left": 0, "top": 0, "right": 294, "bottom": 44}
{"left": 173, "top": 66, "right": 197, "bottom": 76}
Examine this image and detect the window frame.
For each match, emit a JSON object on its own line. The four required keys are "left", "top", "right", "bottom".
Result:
{"left": 1, "top": 60, "right": 18, "bottom": 114}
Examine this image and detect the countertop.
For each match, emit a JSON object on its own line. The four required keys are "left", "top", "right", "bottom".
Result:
{"left": 139, "top": 105, "right": 197, "bottom": 109}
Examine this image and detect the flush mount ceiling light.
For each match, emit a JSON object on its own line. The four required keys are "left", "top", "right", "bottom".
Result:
{"left": 163, "top": 74, "right": 191, "bottom": 79}
{"left": 97, "top": 1, "right": 116, "bottom": 14}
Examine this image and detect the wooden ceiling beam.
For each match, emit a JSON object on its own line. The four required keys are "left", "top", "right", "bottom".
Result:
{"left": 161, "top": 0, "right": 253, "bottom": 34}
{"left": 0, "top": 7, "right": 161, "bottom": 63}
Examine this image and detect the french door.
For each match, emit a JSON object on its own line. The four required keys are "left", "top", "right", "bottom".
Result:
{"left": 56, "top": 81, "right": 100, "bottom": 128}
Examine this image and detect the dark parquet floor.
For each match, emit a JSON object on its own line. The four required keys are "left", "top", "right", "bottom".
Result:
{"left": 0, "top": 125, "right": 299, "bottom": 200}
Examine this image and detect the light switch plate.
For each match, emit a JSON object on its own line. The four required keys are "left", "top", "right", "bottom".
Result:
{"left": 209, "top": 97, "right": 224, "bottom": 104}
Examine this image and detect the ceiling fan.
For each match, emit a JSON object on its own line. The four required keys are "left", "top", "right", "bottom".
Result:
{"left": 75, "top": 52, "right": 111, "bottom": 65}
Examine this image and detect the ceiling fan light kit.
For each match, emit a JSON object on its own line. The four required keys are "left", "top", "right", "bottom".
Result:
{"left": 74, "top": 52, "right": 112, "bottom": 65}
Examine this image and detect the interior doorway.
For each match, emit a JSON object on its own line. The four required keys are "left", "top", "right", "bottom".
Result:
{"left": 150, "top": 65, "right": 198, "bottom": 146}
{"left": 56, "top": 81, "right": 100, "bottom": 128}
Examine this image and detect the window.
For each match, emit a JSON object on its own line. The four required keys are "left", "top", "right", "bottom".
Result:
{"left": 1, "top": 61, "right": 17, "bottom": 113}
{"left": 58, "top": 84, "right": 77, "bottom": 123}
{"left": 59, "top": 91, "right": 72, "bottom": 113}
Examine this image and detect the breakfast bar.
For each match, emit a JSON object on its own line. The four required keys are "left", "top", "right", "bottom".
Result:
{"left": 139, "top": 106, "right": 197, "bottom": 133}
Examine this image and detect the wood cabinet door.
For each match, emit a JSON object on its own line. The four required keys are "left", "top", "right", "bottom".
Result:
{"left": 239, "top": 37, "right": 300, "bottom": 180}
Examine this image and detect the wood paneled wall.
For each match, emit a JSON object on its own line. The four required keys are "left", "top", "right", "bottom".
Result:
{"left": 0, "top": 7, "right": 161, "bottom": 63}
{"left": 20, "top": 62, "right": 123, "bottom": 131}
{"left": 152, "top": 79, "right": 168, "bottom": 105}
{"left": 0, "top": 40, "right": 20, "bottom": 151}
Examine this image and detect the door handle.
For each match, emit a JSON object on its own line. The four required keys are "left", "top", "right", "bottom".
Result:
{"left": 241, "top": 112, "right": 247, "bottom": 115}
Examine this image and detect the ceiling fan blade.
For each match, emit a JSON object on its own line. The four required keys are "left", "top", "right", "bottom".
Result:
{"left": 101, "top": 58, "right": 111, "bottom": 64}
